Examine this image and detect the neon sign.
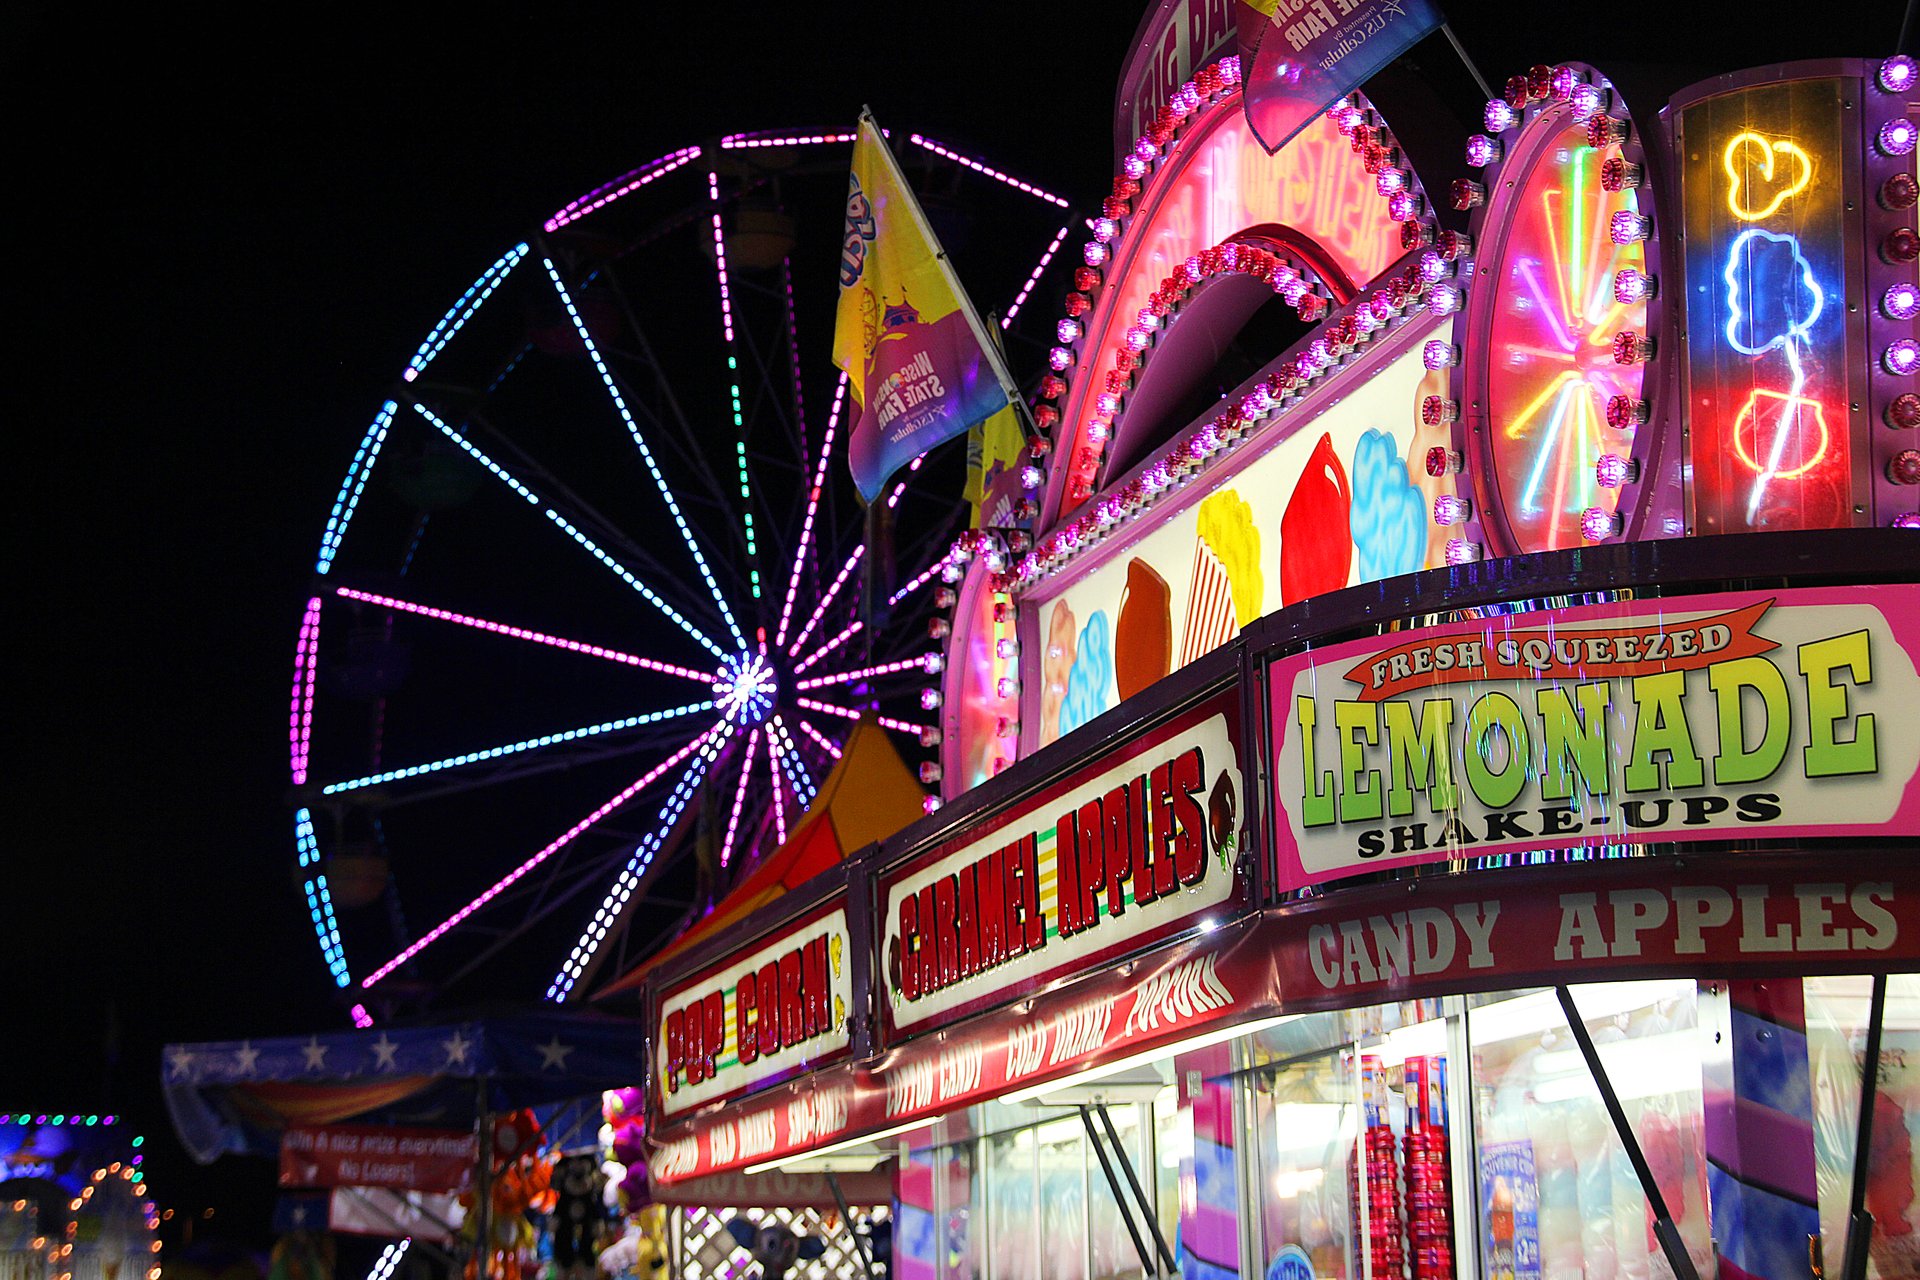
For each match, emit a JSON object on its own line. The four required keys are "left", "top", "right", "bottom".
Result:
{"left": 1722, "top": 132, "right": 1815, "bottom": 221}
{"left": 1680, "top": 77, "right": 1853, "bottom": 533}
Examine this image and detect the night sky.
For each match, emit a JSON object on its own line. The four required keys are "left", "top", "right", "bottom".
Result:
{"left": 8, "top": 0, "right": 1901, "bottom": 1249}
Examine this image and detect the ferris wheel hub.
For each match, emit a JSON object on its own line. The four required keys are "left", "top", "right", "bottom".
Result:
{"left": 712, "top": 652, "right": 779, "bottom": 726}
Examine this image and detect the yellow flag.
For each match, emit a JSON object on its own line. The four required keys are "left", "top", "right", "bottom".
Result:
{"left": 834, "top": 116, "right": 1013, "bottom": 502}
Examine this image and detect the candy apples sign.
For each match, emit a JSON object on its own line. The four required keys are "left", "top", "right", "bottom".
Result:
{"left": 881, "top": 690, "right": 1246, "bottom": 1035}
{"left": 657, "top": 905, "right": 853, "bottom": 1117}
{"left": 1268, "top": 585, "right": 1920, "bottom": 888}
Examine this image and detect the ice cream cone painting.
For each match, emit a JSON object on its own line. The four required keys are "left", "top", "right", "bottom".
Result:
{"left": 1115, "top": 558, "right": 1172, "bottom": 700}
{"left": 1183, "top": 489, "right": 1262, "bottom": 665}
{"left": 1040, "top": 599, "right": 1077, "bottom": 744}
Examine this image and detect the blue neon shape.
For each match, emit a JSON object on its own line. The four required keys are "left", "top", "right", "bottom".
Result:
{"left": 1723, "top": 227, "right": 1825, "bottom": 357}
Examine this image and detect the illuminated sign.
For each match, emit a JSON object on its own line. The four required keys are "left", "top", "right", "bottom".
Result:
{"left": 1679, "top": 77, "right": 1857, "bottom": 533}
{"left": 1267, "top": 585, "right": 1920, "bottom": 889}
{"left": 656, "top": 905, "right": 852, "bottom": 1117}
{"left": 882, "top": 689, "right": 1245, "bottom": 1033}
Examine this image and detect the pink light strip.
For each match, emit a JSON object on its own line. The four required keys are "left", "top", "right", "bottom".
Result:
{"left": 782, "top": 261, "right": 810, "bottom": 468}
{"left": 547, "top": 726, "right": 732, "bottom": 1000}
{"left": 706, "top": 172, "right": 736, "bottom": 344}
{"left": 787, "top": 545, "right": 864, "bottom": 659}
{"left": 362, "top": 722, "right": 726, "bottom": 987}
{"left": 332, "top": 587, "right": 711, "bottom": 682}
{"left": 766, "top": 722, "right": 790, "bottom": 846}
{"left": 1002, "top": 222, "right": 1073, "bottom": 326}
{"left": 769, "top": 716, "right": 817, "bottom": 808}
{"left": 793, "top": 655, "right": 928, "bottom": 690}
{"left": 719, "top": 728, "right": 761, "bottom": 867}
{"left": 885, "top": 454, "right": 927, "bottom": 510}
{"left": 349, "top": 1004, "right": 374, "bottom": 1029}
{"left": 793, "top": 620, "right": 863, "bottom": 675}
{"left": 796, "top": 697, "right": 927, "bottom": 737}
{"left": 908, "top": 134, "right": 1070, "bottom": 207}
{"left": 796, "top": 718, "right": 844, "bottom": 760}
{"left": 544, "top": 147, "right": 702, "bottom": 232}
{"left": 719, "top": 131, "right": 858, "bottom": 149}
{"left": 887, "top": 557, "right": 947, "bottom": 607}
{"left": 289, "top": 596, "right": 322, "bottom": 786}
{"left": 774, "top": 372, "right": 851, "bottom": 650}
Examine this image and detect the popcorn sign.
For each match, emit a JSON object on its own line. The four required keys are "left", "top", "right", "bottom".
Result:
{"left": 1268, "top": 585, "right": 1920, "bottom": 887}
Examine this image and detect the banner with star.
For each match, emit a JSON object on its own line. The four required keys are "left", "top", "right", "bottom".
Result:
{"left": 162, "top": 1013, "right": 648, "bottom": 1163}
{"left": 834, "top": 113, "right": 1018, "bottom": 502}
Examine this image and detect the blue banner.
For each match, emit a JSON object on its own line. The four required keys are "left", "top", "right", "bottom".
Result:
{"left": 1242, "top": 0, "right": 1444, "bottom": 154}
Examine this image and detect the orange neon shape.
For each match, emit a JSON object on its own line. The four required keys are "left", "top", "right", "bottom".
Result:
{"left": 1723, "top": 131, "right": 1814, "bottom": 222}
{"left": 1731, "top": 388, "right": 1831, "bottom": 478}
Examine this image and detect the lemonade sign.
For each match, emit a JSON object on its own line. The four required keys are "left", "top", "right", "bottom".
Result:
{"left": 1268, "top": 586, "right": 1920, "bottom": 887}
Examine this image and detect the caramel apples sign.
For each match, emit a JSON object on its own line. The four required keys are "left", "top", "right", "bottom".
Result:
{"left": 882, "top": 691, "right": 1247, "bottom": 1031}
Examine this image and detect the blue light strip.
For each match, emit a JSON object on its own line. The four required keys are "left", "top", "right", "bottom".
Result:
{"left": 542, "top": 513, "right": 727, "bottom": 659}
{"left": 769, "top": 717, "right": 817, "bottom": 809}
{"left": 545, "top": 725, "right": 733, "bottom": 1001}
{"left": 404, "top": 244, "right": 529, "bottom": 383}
{"left": 315, "top": 402, "right": 397, "bottom": 574}
{"left": 543, "top": 259, "right": 746, "bottom": 651}
{"left": 320, "top": 702, "right": 714, "bottom": 793}
{"left": 296, "top": 809, "right": 351, "bottom": 988}
{"left": 410, "top": 404, "right": 539, "bottom": 503}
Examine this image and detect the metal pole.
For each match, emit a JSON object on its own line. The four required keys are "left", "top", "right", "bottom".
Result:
{"left": 1839, "top": 974, "right": 1889, "bottom": 1280}
{"left": 825, "top": 1171, "right": 879, "bottom": 1280}
{"left": 1095, "top": 1104, "right": 1176, "bottom": 1276}
{"left": 1438, "top": 24, "right": 1494, "bottom": 102}
{"left": 1080, "top": 1106, "right": 1157, "bottom": 1279}
{"left": 1554, "top": 987, "right": 1699, "bottom": 1280}
{"left": 473, "top": 1082, "right": 493, "bottom": 1280}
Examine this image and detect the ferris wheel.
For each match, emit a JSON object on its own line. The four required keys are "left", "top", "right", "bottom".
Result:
{"left": 288, "top": 126, "right": 1074, "bottom": 1017}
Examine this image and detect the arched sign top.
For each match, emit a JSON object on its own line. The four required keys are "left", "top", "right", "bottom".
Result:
{"left": 1041, "top": 69, "right": 1425, "bottom": 527}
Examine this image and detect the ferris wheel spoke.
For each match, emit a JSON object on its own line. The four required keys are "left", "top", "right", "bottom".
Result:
{"left": 295, "top": 808, "right": 351, "bottom": 988}
{"left": 403, "top": 244, "right": 531, "bottom": 384}
{"left": 767, "top": 715, "right": 817, "bottom": 810}
{"left": 719, "top": 728, "right": 762, "bottom": 868}
{"left": 547, "top": 723, "right": 734, "bottom": 1000}
{"left": 314, "top": 403, "right": 399, "bottom": 575}
{"left": 786, "top": 545, "right": 864, "bottom": 658}
{"left": 774, "top": 373, "right": 851, "bottom": 650}
{"left": 796, "top": 696, "right": 928, "bottom": 738}
{"left": 543, "top": 258, "right": 747, "bottom": 650}
{"left": 591, "top": 265, "right": 743, "bottom": 529}
{"left": 1001, "top": 221, "right": 1075, "bottom": 328}
{"left": 362, "top": 721, "right": 730, "bottom": 988}
{"left": 906, "top": 134, "right": 1071, "bottom": 209}
{"left": 793, "top": 655, "right": 930, "bottom": 691}
{"left": 331, "top": 585, "right": 713, "bottom": 681}
{"left": 317, "top": 701, "right": 714, "bottom": 796}
{"left": 793, "top": 616, "right": 864, "bottom": 675}
{"left": 795, "top": 717, "right": 845, "bottom": 761}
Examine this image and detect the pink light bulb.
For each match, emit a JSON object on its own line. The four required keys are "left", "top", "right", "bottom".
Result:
{"left": 1465, "top": 134, "right": 1499, "bottom": 167}
{"left": 1880, "top": 118, "right": 1918, "bottom": 157}
{"left": 1880, "top": 55, "right": 1917, "bottom": 94}
{"left": 1484, "top": 99, "right": 1515, "bottom": 131}
{"left": 1614, "top": 268, "right": 1655, "bottom": 303}
{"left": 1885, "top": 339, "right": 1920, "bottom": 376}
{"left": 1387, "top": 191, "right": 1421, "bottom": 221}
{"left": 1433, "top": 494, "right": 1472, "bottom": 525}
{"left": 1444, "top": 538, "right": 1482, "bottom": 565}
{"left": 1884, "top": 282, "right": 1920, "bottom": 320}
{"left": 1594, "top": 453, "right": 1639, "bottom": 488}
{"left": 1423, "top": 340, "right": 1457, "bottom": 370}
{"left": 1581, "top": 507, "right": 1623, "bottom": 541}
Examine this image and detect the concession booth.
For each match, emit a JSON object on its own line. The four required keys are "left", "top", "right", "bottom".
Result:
{"left": 626, "top": 6, "right": 1920, "bottom": 1280}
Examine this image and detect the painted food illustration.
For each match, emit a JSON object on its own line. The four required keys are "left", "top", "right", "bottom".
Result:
{"left": 1058, "top": 610, "right": 1115, "bottom": 738}
{"left": 1280, "top": 431, "right": 1354, "bottom": 606}
{"left": 1183, "top": 489, "right": 1262, "bottom": 664}
{"left": 1409, "top": 364, "right": 1456, "bottom": 570}
{"left": 1349, "top": 427, "right": 1425, "bottom": 583}
{"left": 1115, "top": 557, "right": 1171, "bottom": 700}
{"left": 1040, "top": 598, "right": 1077, "bottom": 744}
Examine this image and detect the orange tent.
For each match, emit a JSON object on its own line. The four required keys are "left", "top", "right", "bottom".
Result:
{"left": 594, "top": 717, "right": 924, "bottom": 998}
